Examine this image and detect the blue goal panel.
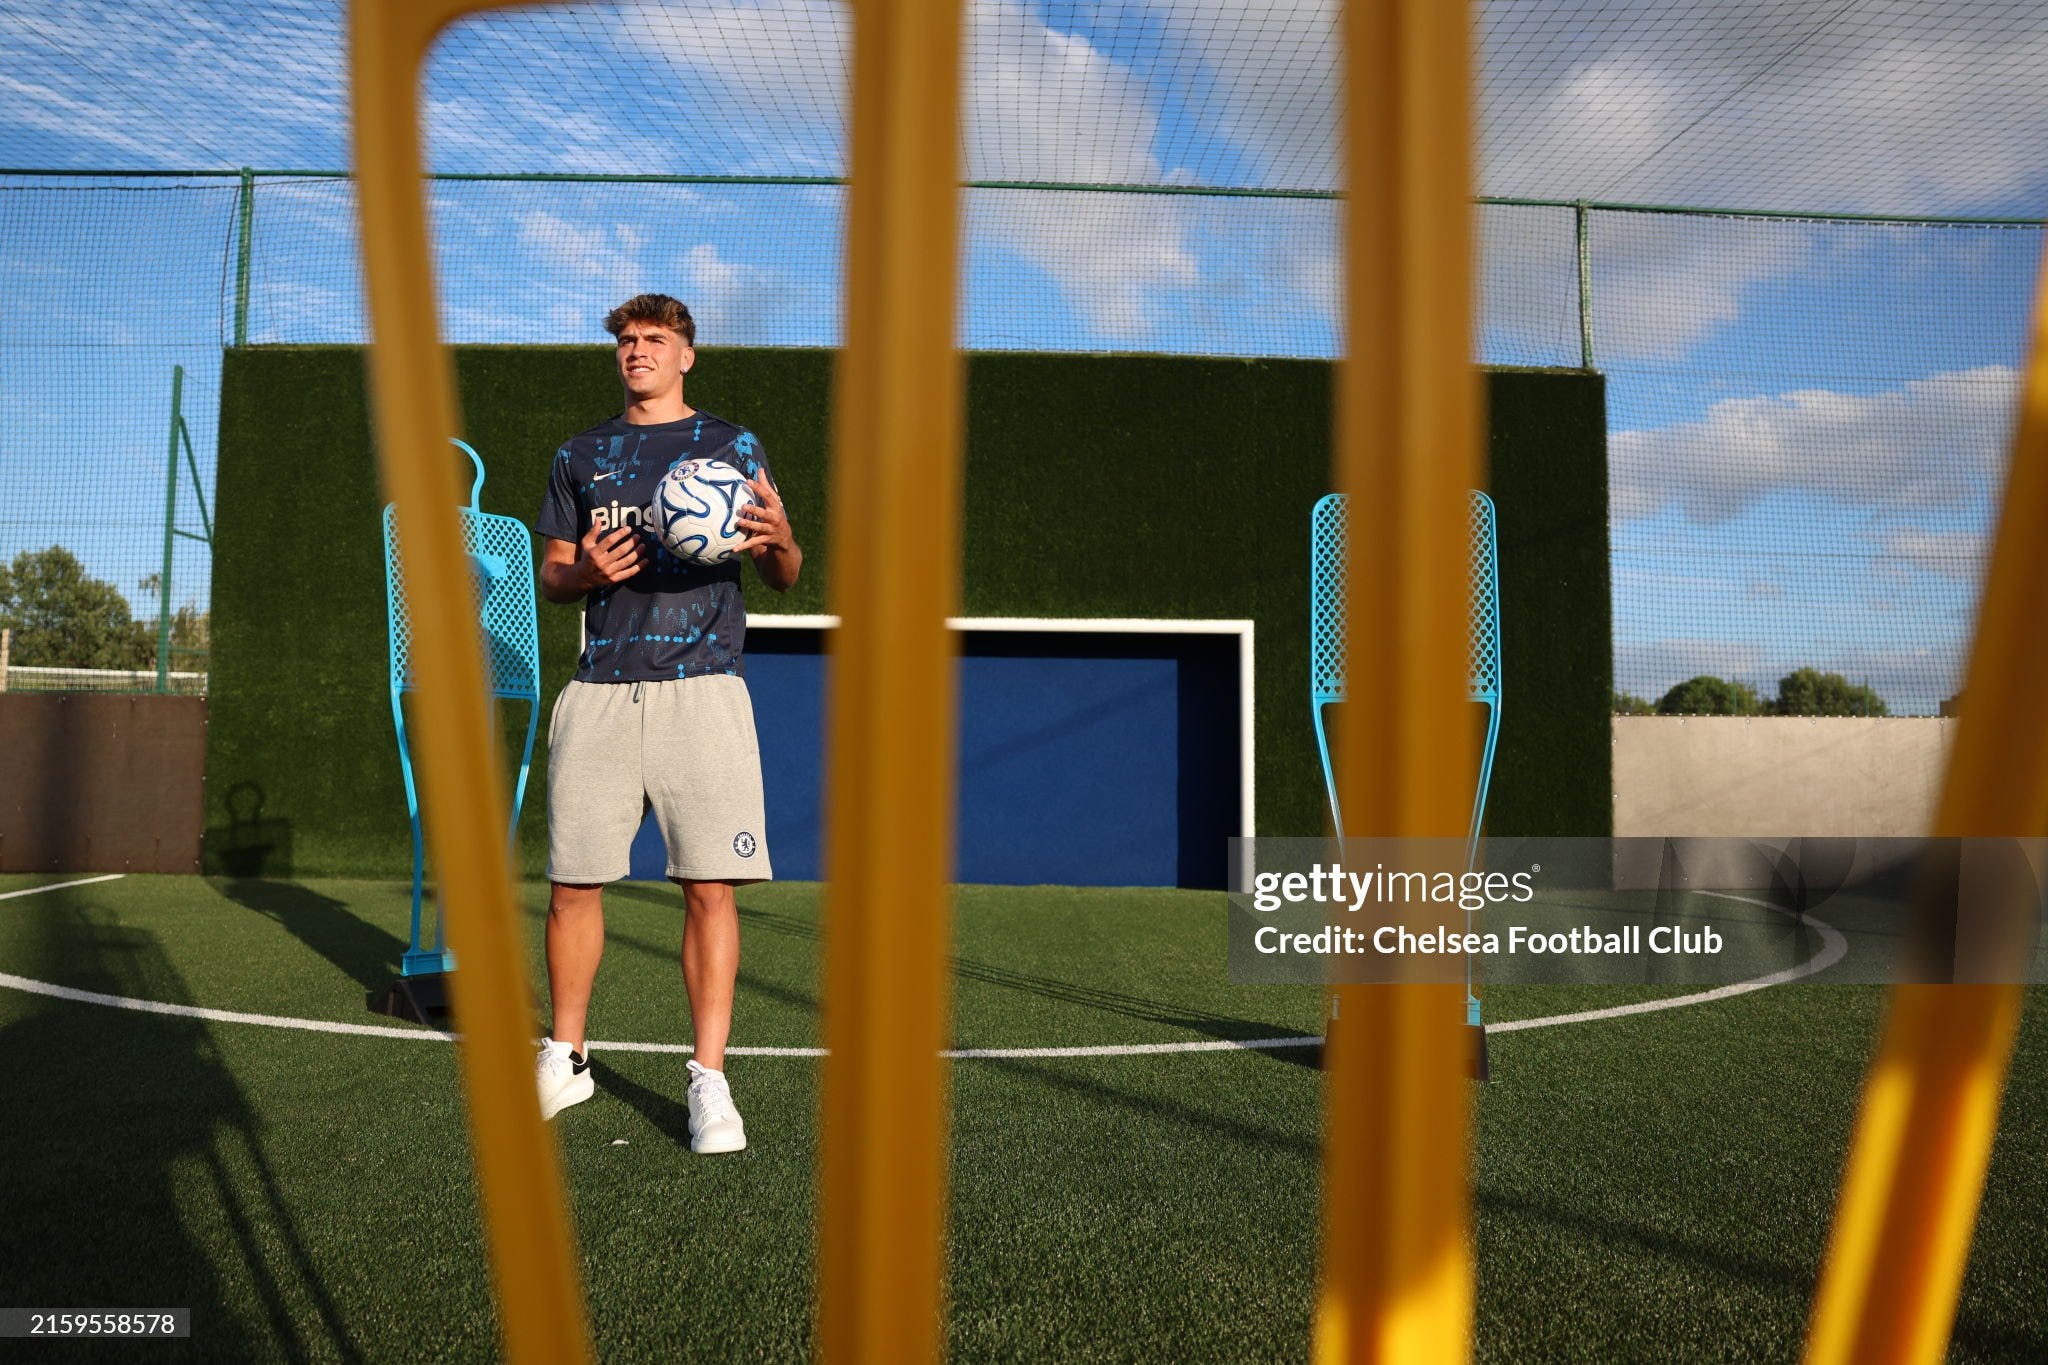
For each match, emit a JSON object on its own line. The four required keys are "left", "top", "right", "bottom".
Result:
{"left": 628, "top": 628, "right": 1240, "bottom": 887}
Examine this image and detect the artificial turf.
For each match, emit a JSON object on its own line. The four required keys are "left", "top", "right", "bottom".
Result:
{"left": 0, "top": 873, "right": 2041, "bottom": 1362}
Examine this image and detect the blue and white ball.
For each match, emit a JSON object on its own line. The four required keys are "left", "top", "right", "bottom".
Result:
{"left": 650, "top": 458, "right": 757, "bottom": 566}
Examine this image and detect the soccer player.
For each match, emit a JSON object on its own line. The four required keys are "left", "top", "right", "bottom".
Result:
{"left": 530, "top": 293, "right": 801, "bottom": 1152}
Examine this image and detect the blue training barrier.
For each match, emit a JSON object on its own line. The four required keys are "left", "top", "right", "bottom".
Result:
{"left": 1310, "top": 490, "right": 1502, "bottom": 1026}
{"left": 383, "top": 439, "right": 541, "bottom": 977}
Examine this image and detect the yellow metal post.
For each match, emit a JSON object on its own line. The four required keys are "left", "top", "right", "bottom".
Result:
{"left": 1315, "top": 2, "right": 1479, "bottom": 1362}
{"left": 349, "top": 3, "right": 590, "bottom": 1362}
{"left": 817, "top": 0, "right": 966, "bottom": 1362}
{"left": 1802, "top": 242, "right": 2048, "bottom": 1365}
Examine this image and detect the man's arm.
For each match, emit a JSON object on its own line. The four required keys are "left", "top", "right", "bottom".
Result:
{"left": 540, "top": 524, "right": 646, "bottom": 603}
{"left": 737, "top": 472, "right": 803, "bottom": 592}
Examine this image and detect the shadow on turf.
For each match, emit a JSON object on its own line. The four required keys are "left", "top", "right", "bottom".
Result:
{"left": 201, "top": 782, "right": 296, "bottom": 878}
{"left": 1475, "top": 1186, "right": 2045, "bottom": 1360}
{"left": 585, "top": 1045, "right": 1319, "bottom": 1162}
{"left": 733, "top": 903, "right": 1323, "bottom": 1068}
{"left": 214, "top": 878, "right": 407, "bottom": 994}
{"left": 978, "top": 1054, "right": 1319, "bottom": 1159}
{"left": 585, "top": 1058, "right": 694, "bottom": 1145}
{"left": 4, "top": 889, "right": 363, "bottom": 1360}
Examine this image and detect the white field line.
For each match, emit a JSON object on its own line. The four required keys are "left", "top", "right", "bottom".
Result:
{"left": 0, "top": 873, "right": 127, "bottom": 901}
{"left": 1488, "top": 891, "right": 1849, "bottom": 1033}
{"left": 0, "top": 971, "right": 458, "bottom": 1041}
{"left": 0, "top": 880, "right": 1846, "bottom": 1056}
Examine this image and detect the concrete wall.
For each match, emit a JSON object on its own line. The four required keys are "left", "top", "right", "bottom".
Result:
{"left": 1613, "top": 716, "right": 1956, "bottom": 837}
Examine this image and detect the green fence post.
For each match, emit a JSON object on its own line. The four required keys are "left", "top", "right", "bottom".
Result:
{"left": 1575, "top": 200, "right": 1595, "bottom": 370}
{"left": 158, "top": 365, "right": 184, "bottom": 693}
{"left": 234, "top": 167, "right": 255, "bottom": 347}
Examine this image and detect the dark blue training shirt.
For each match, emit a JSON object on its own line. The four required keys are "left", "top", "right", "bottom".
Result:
{"left": 534, "top": 411, "right": 775, "bottom": 682}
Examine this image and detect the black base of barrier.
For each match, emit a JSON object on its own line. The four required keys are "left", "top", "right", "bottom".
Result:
{"left": 369, "top": 971, "right": 452, "bottom": 1025}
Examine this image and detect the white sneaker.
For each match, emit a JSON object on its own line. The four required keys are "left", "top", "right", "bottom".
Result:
{"left": 536, "top": 1037, "right": 594, "bottom": 1120}
{"left": 686, "top": 1059, "right": 747, "bottom": 1153}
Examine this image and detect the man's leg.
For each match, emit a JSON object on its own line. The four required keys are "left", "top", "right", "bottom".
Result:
{"left": 676, "top": 878, "right": 739, "bottom": 1070}
{"left": 546, "top": 881, "right": 606, "bottom": 1051}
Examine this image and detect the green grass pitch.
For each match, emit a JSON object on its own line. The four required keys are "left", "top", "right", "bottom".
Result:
{"left": 0, "top": 873, "right": 2041, "bottom": 1361}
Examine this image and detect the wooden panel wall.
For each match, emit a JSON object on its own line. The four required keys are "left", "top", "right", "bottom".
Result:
{"left": 0, "top": 694, "right": 207, "bottom": 873}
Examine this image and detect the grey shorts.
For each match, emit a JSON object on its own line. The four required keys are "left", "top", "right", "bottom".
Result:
{"left": 546, "top": 674, "right": 773, "bottom": 884}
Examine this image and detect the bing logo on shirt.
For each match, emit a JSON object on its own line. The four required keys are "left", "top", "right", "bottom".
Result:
{"left": 591, "top": 500, "right": 650, "bottom": 533}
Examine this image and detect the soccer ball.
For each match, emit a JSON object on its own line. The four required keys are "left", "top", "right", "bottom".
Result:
{"left": 650, "top": 458, "right": 757, "bottom": 566}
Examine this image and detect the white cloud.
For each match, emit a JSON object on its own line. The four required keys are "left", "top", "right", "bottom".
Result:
{"left": 619, "top": 0, "right": 1203, "bottom": 339}
{"left": 1870, "top": 527, "right": 1988, "bottom": 582}
{"left": 514, "top": 211, "right": 648, "bottom": 284}
{"left": 1135, "top": 0, "right": 2048, "bottom": 218}
{"left": 967, "top": 193, "right": 1198, "bottom": 338}
{"left": 7, "top": 0, "right": 2048, "bottom": 222}
{"left": 1478, "top": 3, "right": 2048, "bottom": 215}
{"left": 422, "top": 90, "right": 698, "bottom": 178}
{"left": 1588, "top": 214, "right": 1813, "bottom": 361}
{"left": 0, "top": 2, "right": 347, "bottom": 167}
{"left": 678, "top": 242, "right": 817, "bottom": 345}
{"left": 613, "top": 0, "right": 847, "bottom": 174}
{"left": 9, "top": 0, "right": 2045, "bottom": 361}
{"left": 1138, "top": 0, "right": 1337, "bottom": 189}
{"left": 963, "top": 4, "right": 1200, "bottom": 337}
{"left": 1612, "top": 367, "right": 2019, "bottom": 523}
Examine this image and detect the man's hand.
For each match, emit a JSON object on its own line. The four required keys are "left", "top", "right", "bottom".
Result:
{"left": 578, "top": 523, "right": 646, "bottom": 589}
{"left": 735, "top": 474, "right": 793, "bottom": 557}
{"left": 736, "top": 473, "right": 802, "bottom": 591}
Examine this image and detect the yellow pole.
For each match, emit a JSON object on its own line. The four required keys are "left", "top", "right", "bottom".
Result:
{"left": 1801, "top": 244, "right": 2048, "bottom": 1365}
{"left": 1315, "top": 2, "right": 1478, "bottom": 1362}
{"left": 349, "top": 4, "right": 590, "bottom": 1362}
{"left": 817, "top": 0, "right": 966, "bottom": 1361}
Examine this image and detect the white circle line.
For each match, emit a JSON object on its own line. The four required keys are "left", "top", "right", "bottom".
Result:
{"left": 0, "top": 879, "right": 1845, "bottom": 1056}
{"left": 1488, "top": 892, "right": 1849, "bottom": 1033}
{"left": 0, "top": 873, "right": 126, "bottom": 901}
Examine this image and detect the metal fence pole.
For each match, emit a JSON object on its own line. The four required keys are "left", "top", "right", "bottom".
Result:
{"left": 1575, "top": 200, "right": 1595, "bottom": 370}
{"left": 157, "top": 365, "right": 184, "bottom": 694}
{"left": 234, "top": 167, "right": 255, "bottom": 347}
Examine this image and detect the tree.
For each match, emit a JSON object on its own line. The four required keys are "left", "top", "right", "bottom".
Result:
{"left": 1774, "top": 667, "right": 1889, "bottom": 717}
{"left": 0, "top": 547, "right": 154, "bottom": 670}
{"left": 1656, "top": 675, "right": 1763, "bottom": 716}
{"left": 138, "top": 574, "right": 209, "bottom": 655}
{"left": 170, "top": 603, "right": 210, "bottom": 653}
{"left": 1612, "top": 689, "right": 1655, "bottom": 715}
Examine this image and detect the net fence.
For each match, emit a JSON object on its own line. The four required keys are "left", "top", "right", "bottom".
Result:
{"left": 12, "top": 1, "right": 2047, "bottom": 208}
{"left": 5, "top": 172, "right": 2028, "bottom": 712}
{"left": 3, "top": 0, "right": 2045, "bottom": 709}
{"left": 0, "top": 179, "right": 229, "bottom": 694}
{"left": 1598, "top": 209, "right": 2039, "bottom": 717}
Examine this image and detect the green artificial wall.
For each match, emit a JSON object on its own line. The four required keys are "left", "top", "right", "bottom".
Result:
{"left": 205, "top": 347, "right": 1608, "bottom": 878}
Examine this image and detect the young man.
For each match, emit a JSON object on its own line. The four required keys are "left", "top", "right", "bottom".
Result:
{"left": 530, "top": 293, "right": 801, "bottom": 1152}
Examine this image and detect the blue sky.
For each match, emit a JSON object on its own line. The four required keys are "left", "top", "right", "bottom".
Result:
{"left": 3, "top": 1, "right": 2047, "bottom": 711}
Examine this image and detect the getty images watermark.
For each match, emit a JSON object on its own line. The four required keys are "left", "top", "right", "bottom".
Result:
{"left": 1248, "top": 862, "right": 1721, "bottom": 958}
{"left": 1226, "top": 837, "right": 2048, "bottom": 987}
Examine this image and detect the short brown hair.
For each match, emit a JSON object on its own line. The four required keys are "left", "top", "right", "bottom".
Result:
{"left": 604, "top": 293, "right": 695, "bottom": 346}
